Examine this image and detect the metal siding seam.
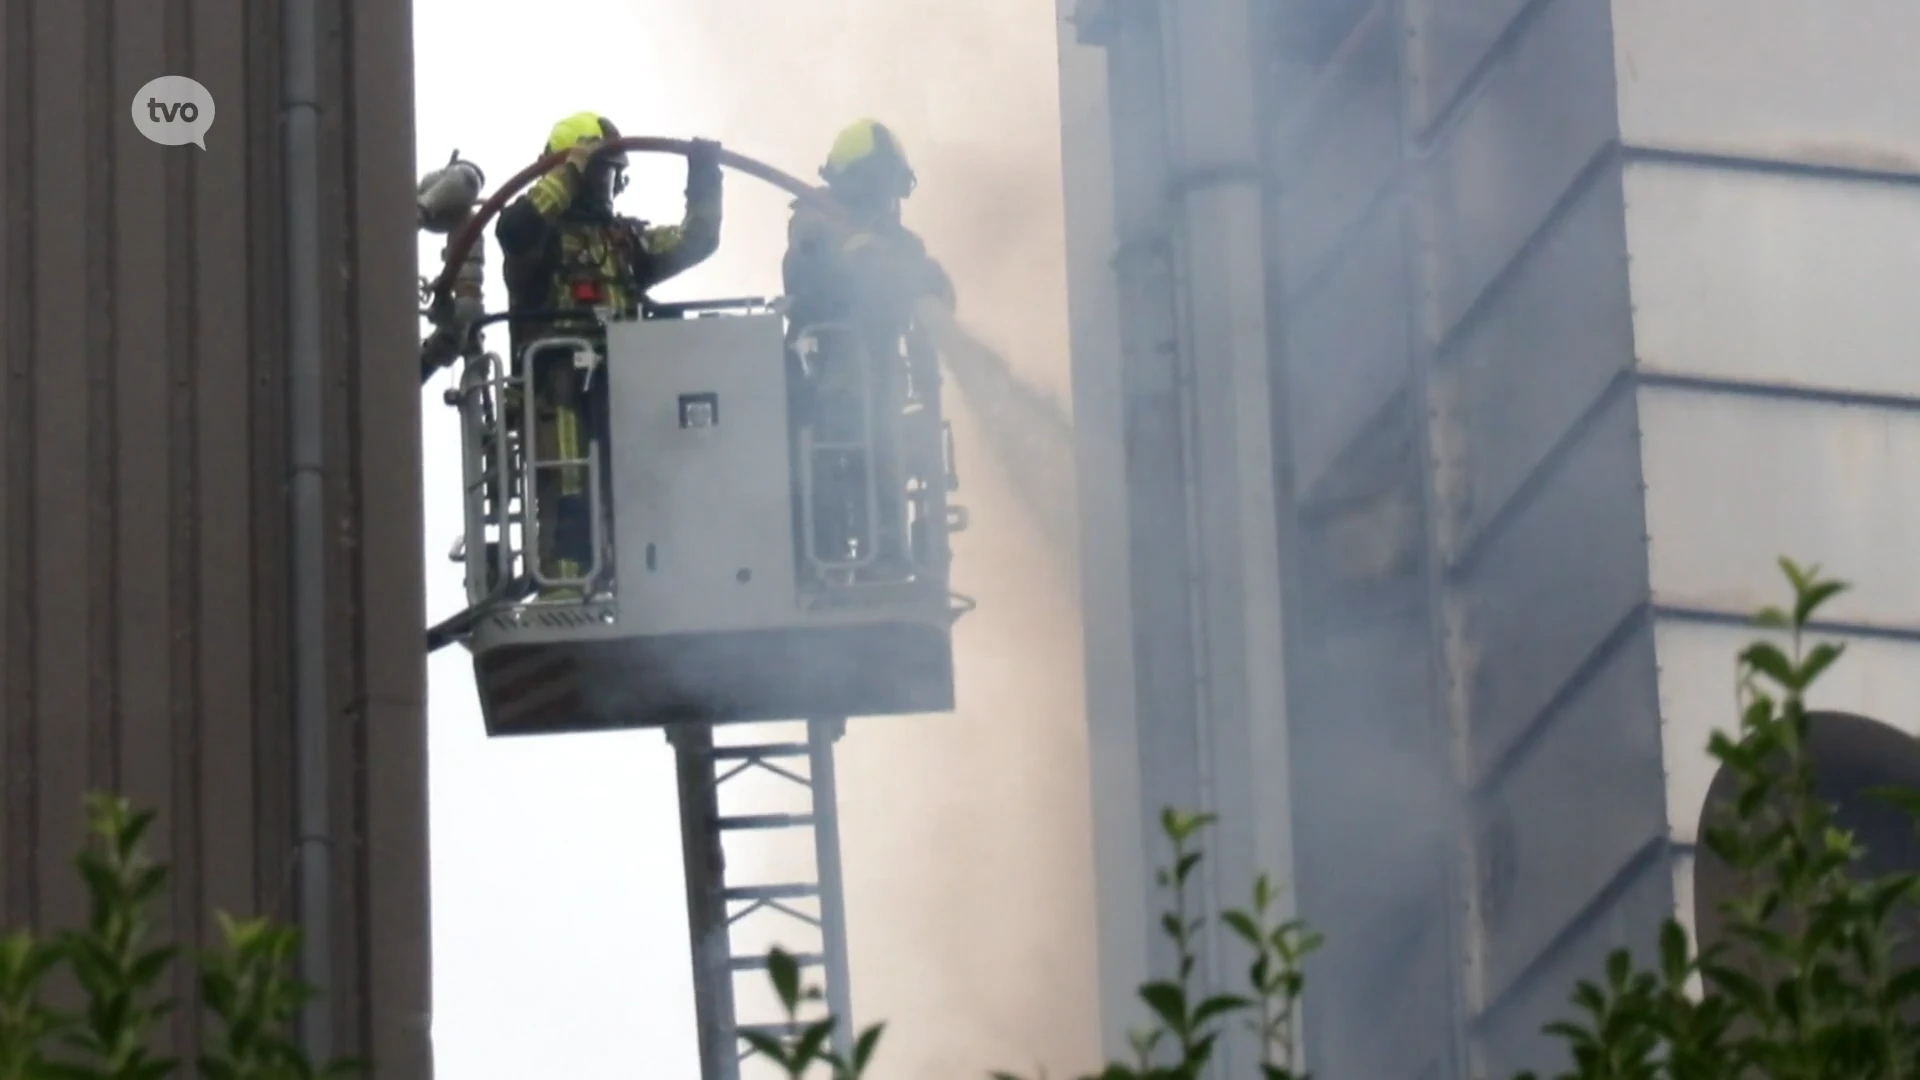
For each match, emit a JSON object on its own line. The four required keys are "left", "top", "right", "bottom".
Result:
{"left": 32, "top": 0, "right": 92, "bottom": 936}
{"left": 110, "top": 0, "right": 172, "bottom": 858}
{"left": 163, "top": 0, "right": 206, "bottom": 1056}
{"left": 332, "top": 0, "right": 374, "bottom": 1057}
{"left": 194, "top": 0, "right": 259, "bottom": 955}
{"left": 0, "top": 0, "right": 36, "bottom": 930}
{"left": 245, "top": 0, "right": 293, "bottom": 929}
{"left": 84, "top": 0, "right": 118, "bottom": 801}
{"left": 112, "top": 0, "right": 178, "bottom": 1054}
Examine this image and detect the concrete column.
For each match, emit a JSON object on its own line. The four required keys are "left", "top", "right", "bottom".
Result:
{"left": 1057, "top": 0, "right": 1294, "bottom": 1075}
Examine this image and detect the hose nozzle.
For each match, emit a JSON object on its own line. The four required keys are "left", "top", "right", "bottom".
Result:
{"left": 417, "top": 150, "right": 486, "bottom": 234}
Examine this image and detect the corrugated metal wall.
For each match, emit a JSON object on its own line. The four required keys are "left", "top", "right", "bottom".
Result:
{"left": 0, "top": 1, "right": 428, "bottom": 1076}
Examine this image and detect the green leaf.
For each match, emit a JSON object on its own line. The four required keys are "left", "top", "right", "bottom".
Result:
{"left": 738, "top": 1029, "right": 791, "bottom": 1069}
{"left": 1797, "top": 641, "right": 1845, "bottom": 687}
{"left": 129, "top": 945, "right": 177, "bottom": 987}
{"left": 1222, "top": 911, "right": 1261, "bottom": 946}
{"left": 1868, "top": 785, "right": 1920, "bottom": 821}
{"left": 130, "top": 1056, "right": 178, "bottom": 1080}
{"left": 794, "top": 1018, "right": 833, "bottom": 1066}
{"left": 1190, "top": 994, "right": 1250, "bottom": 1028}
{"left": 765, "top": 947, "right": 801, "bottom": 1013}
{"left": 1138, "top": 981, "right": 1187, "bottom": 1031}
{"left": 853, "top": 1023, "right": 885, "bottom": 1074}
{"left": 1658, "top": 919, "right": 1692, "bottom": 984}
{"left": 1700, "top": 962, "right": 1769, "bottom": 1016}
{"left": 1740, "top": 642, "right": 1796, "bottom": 689}
{"left": 1793, "top": 579, "right": 1848, "bottom": 626}
{"left": 1605, "top": 947, "right": 1633, "bottom": 988}
{"left": 1160, "top": 809, "right": 1215, "bottom": 843}
{"left": 1174, "top": 852, "right": 1203, "bottom": 886}
{"left": 1777, "top": 556, "right": 1810, "bottom": 594}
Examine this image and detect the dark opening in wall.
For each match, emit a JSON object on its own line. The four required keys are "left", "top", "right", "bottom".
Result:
{"left": 1693, "top": 711, "right": 1920, "bottom": 1019}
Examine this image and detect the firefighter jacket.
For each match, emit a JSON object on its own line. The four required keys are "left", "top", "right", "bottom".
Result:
{"left": 496, "top": 165, "right": 722, "bottom": 363}
{"left": 781, "top": 198, "right": 954, "bottom": 344}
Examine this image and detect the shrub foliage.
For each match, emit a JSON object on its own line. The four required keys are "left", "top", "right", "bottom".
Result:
{"left": 0, "top": 796, "right": 352, "bottom": 1080}
{"left": 753, "top": 559, "right": 1920, "bottom": 1078}
{"left": 4, "top": 559, "right": 1916, "bottom": 1079}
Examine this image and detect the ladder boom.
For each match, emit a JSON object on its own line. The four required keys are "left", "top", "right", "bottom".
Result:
{"left": 673, "top": 718, "right": 856, "bottom": 1080}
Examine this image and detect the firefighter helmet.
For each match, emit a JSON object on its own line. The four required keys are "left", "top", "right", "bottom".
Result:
{"left": 547, "top": 112, "right": 628, "bottom": 200}
{"left": 820, "top": 118, "right": 917, "bottom": 200}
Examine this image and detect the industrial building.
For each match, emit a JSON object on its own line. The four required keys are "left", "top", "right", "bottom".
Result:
{"left": 1057, "top": 1, "right": 1920, "bottom": 1077}
{"left": 0, "top": 1, "right": 429, "bottom": 1076}
{"left": 15, "top": 0, "right": 1920, "bottom": 1077}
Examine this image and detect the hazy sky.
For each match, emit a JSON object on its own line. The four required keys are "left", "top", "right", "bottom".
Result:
{"left": 412, "top": 2, "right": 1096, "bottom": 1077}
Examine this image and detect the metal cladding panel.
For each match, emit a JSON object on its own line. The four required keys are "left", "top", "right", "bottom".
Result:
{"left": 1415, "top": 0, "right": 1619, "bottom": 342}
{"left": 1611, "top": 0, "right": 1920, "bottom": 170}
{"left": 1447, "top": 389, "right": 1651, "bottom": 778}
{"left": 1472, "top": 852, "right": 1675, "bottom": 1079}
{"left": 1473, "top": 622, "right": 1665, "bottom": 1005}
{"left": 1312, "top": 907, "right": 1455, "bottom": 1080}
{"left": 1639, "top": 387, "right": 1920, "bottom": 630}
{"left": 1282, "top": 200, "right": 1413, "bottom": 500}
{"left": 1432, "top": 163, "right": 1632, "bottom": 563}
{"left": 1401, "top": 0, "right": 1533, "bottom": 140}
{"left": 604, "top": 315, "right": 798, "bottom": 636}
{"left": 1290, "top": 595, "right": 1452, "bottom": 1080}
{"left": 1270, "top": 5, "right": 1402, "bottom": 295}
{"left": 1655, "top": 620, "right": 1920, "bottom": 846}
{"left": 0, "top": 2, "right": 428, "bottom": 1077}
{"left": 1290, "top": 624, "right": 1449, "bottom": 944}
{"left": 1623, "top": 163, "right": 1920, "bottom": 400}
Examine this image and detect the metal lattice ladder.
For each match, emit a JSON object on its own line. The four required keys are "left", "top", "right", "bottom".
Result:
{"left": 670, "top": 718, "right": 855, "bottom": 1080}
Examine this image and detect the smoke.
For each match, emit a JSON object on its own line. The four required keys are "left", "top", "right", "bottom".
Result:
{"left": 635, "top": 1, "right": 1101, "bottom": 1076}
{"left": 411, "top": 1, "right": 1096, "bottom": 1074}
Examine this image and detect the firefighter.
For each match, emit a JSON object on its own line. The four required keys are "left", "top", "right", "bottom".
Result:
{"left": 783, "top": 118, "right": 954, "bottom": 334}
{"left": 497, "top": 112, "right": 723, "bottom": 601}
{"left": 782, "top": 119, "right": 953, "bottom": 581}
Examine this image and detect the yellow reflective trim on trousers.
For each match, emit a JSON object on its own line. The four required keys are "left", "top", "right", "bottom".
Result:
{"left": 555, "top": 404, "right": 584, "bottom": 496}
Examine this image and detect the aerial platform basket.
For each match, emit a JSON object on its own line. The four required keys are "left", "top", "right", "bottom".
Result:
{"left": 446, "top": 299, "right": 973, "bottom": 737}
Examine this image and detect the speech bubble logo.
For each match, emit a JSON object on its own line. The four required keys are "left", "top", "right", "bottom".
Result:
{"left": 131, "top": 76, "right": 216, "bottom": 150}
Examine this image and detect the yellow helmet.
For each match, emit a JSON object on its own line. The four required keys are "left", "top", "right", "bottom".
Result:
{"left": 546, "top": 111, "right": 628, "bottom": 168}
{"left": 820, "top": 118, "right": 916, "bottom": 199}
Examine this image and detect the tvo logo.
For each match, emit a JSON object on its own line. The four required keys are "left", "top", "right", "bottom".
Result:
{"left": 130, "top": 76, "right": 216, "bottom": 149}
{"left": 146, "top": 99, "right": 201, "bottom": 124}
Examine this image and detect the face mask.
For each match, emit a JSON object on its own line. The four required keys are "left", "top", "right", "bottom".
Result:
{"left": 579, "top": 163, "right": 621, "bottom": 210}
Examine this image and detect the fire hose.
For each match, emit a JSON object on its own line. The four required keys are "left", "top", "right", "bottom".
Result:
{"left": 419, "top": 138, "right": 1066, "bottom": 653}
{"left": 430, "top": 137, "right": 837, "bottom": 312}
{"left": 421, "top": 137, "right": 841, "bottom": 385}
{"left": 418, "top": 138, "right": 851, "bottom": 653}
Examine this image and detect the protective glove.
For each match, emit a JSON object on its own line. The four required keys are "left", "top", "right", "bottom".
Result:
{"left": 686, "top": 138, "right": 723, "bottom": 204}
{"left": 563, "top": 136, "right": 603, "bottom": 173}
